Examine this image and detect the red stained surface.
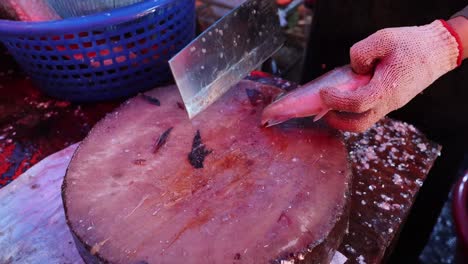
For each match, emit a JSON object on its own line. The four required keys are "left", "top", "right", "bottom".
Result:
{"left": 250, "top": 70, "right": 273, "bottom": 78}
{"left": 0, "top": 144, "right": 15, "bottom": 185}
{"left": 0, "top": 52, "right": 120, "bottom": 188}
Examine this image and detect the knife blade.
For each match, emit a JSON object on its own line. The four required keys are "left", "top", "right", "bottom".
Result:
{"left": 169, "top": 0, "right": 285, "bottom": 119}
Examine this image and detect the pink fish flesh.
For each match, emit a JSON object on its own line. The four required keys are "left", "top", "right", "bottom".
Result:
{"left": 261, "top": 65, "right": 371, "bottom": 127}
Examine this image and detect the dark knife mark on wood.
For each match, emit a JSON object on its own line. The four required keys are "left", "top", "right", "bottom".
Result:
{"left": 133, "top": 159, "right": 147, "bottom": 165}
{"left": 153, "top": 127, "right": 173, "bottom": 154}
{"left": 277, "top": 211, "right": 292, "bottom": 225}
{"left": 246, "top": 88, "right": 272, "bottom": 106}
{"left": 142, "top": 94, "right": 161, "bottom": 106}
{"left": 176, "top": 101, "right": 185, "bottom": 111}
{"left": 188, "top": 130, "right": 212, "bottom": 169}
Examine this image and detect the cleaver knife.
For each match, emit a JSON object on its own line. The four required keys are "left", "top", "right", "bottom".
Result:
{"left": 169, "top": 0, "right": 285, "bottom": 119}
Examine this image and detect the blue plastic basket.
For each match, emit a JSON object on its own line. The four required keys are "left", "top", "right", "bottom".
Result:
{"left": 0, "top": 0, "right": 195, "bottom": 102}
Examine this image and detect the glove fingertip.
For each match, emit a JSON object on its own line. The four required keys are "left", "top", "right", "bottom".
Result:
{"left": 350, "top": 50, "right": 376, "bottom": 74}
{"left": 351, "top": 60, "right": 374, "bottom": 75}
{"left": 323, "top": 111, "right": 377, "bottom": 133}
{"left": 323, "top": 112, "right": 356, "bottom": 132}
{"left": 350, "top": 34, "right": 384, "bottom": 74}
{"left": 320, "top": 86, "right": 344, "bottom": 99}
{"left": 320, "top": 87, "right": 365, "bottom": 113}
{"left": 320, "top": 87, "right": 343, "bottom": 106}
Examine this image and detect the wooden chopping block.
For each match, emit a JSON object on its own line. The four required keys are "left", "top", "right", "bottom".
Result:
{"left": 63, "top": 80, "right": 352, "bottom": 264}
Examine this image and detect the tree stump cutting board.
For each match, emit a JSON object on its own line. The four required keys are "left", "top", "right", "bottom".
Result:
{"left": 63, "top": 81, "right": 351, "bottom": 264}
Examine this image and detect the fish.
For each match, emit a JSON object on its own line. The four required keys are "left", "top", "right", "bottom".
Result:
{"left": 261, "top": 65, "right": 371, "bottom": 127}
{"left": 0, "top": 0, "right": 60, "bottom": 21}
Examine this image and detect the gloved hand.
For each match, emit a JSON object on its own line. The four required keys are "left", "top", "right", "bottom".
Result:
{"left": 320, "top": 20, "right": 463, "bottom": 132}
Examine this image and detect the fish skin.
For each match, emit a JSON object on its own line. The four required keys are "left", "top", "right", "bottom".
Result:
{"left": 261, "top": 65, "right": 371, "bottom": 127}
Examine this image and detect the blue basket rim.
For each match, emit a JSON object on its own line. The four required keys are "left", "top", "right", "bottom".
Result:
{"left": 0, "top": 0, "right": 180, "bottom": 35}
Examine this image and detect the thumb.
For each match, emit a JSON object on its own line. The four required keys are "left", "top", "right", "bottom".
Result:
{"left": 319, "top": 80, "right": 383, "bottom": 113}
{"left": 323, "top": 109, "right": 381, "bottom": 132}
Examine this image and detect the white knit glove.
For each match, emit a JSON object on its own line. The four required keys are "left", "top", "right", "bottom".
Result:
{"left": 320, "top": 20, "right": 462, "bottom": 132}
